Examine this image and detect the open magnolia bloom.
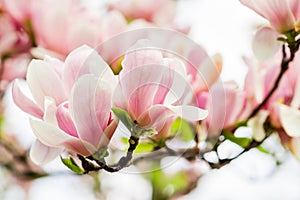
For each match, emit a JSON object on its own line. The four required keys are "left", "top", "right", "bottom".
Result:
{"left": 240, "top": 0, "right": 300, "bottom": 33}
{"left": 113, "top": 40, "right": 208, "bottom": 138}
{"left": 12, "top": 45, "right": 118, "bottom": 164}
{"left": 240, "top": 0, "right": 300, "bottom": 61}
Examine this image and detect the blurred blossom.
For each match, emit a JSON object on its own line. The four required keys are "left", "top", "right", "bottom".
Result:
{"left": 109, "top": 0, "right": 176, "bottom": 25}
{"left": 252, "top": 27, "right": 281, "bottom": 61}
{"left": 1, "top": 53, "right": 30, "bottom": 83}
{"left": 240, "top": 0, "right": 300, "bottom": 33}
{"left": 0, "top": 14, "right": 31, "bottom": 56}
{"left": 30, "top": 0, "right": 105, "bottom": 57}
{"left": 197, "top": 81, "right": 251, "bottom": 137}
{"left": 109, "top": 0, "right": 189, "bottom": 33}
{"left": 113, "top": 40, "right": 207, "bottom": 138}
{"left": 2, "top": 0, "right": 32, "bottom": 24}
{"left": 12, "top": 45, "right": 118, "bottom": 164}
{"left": 243, "top": 51, "right": 300, "bottom": 127}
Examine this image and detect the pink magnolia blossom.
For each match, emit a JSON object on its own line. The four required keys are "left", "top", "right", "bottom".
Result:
{"left": 2, "top": 0, "right": 32, "bottom": 24}
{"left": 240, "top": 0, "right": 300, "bottom": 33}
{"left": 113, "top": 40, "right": 208, "bottom": 137}
{"left": 197, "top": 81, "right": 252, "bottom": 137}
{"left": 1, "top": 53, "right": 30, "bottom": 83}
{"left": 252, "top": 27, "right": 280, "bottom": 61}
{"left": 0, "top": 14, "right": 31, "bottom": 56}
{"left": 109, "top": 0, "right": 176, "bottom": 26}
{"left": 12, "top": 45, "right": 118, "bottom": 164}
{"left": 109, "top": 0, "right": 189, "bottom": 33}
{"left": 30, "top": 0, "right": 127, "bottom": 58}
{"left": 243, "top": 52, "right": 300, "bottom": 128}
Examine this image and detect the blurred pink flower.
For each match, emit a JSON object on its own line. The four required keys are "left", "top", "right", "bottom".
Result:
{"left": 240, "top": 0, "right": 300, "bottom": 33}
{"left": 30, "top": 0, "right": 127, "bottom": 57}
{"left": 197, "top": 81, "right": 251, "bottom": 137}
{"left": 243, "top": 52, "right": 300, "bottom": 128}
{"left": 110, "top": 0, "right": 176, "bottom": 25}
{"left": 1, "top": 53, "right": 30, "bottom": 83}
{"left": 2, "top": 0, "right": 32, "bottom": 24}
{"left": 113, "top": 40, "right": 207, "bottom": 137}
{"left": 0, "top": 14, "right": 31, "bottom": 56}
{"left": 12, "top": 45, "right": 117, "bottom": 164}
{"left": 109, "top": 0, "right": 189, "bottom": 33}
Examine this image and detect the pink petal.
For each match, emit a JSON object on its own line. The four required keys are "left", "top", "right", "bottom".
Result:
{"left": 290, "top": 0, "right": 300, "bottom": 19}
{"left": 121, "top": 40, "right": 163, "bottom": 76}
{"left": 252, "top": 27, "right": 280, "bottom": 61}
{"left": 56, "top": 103, "right": 78, "bottom": 138}
{"left": 30, "top": 118, "right": 75, "bottom": 147}
{"left": 27, "top": 59, "right": 66, "bottom": 108}
{"left": 192, "top": 55, "right": 222, "bottom": 93}
{"left": 30, "top": 140, "right": 63, "bottom": 165}
{"left": 153, "top": 58, "right": 183, "bottom": 105}
{"left": 115, "top": 65, "right": 168, "bottom": 118}
{"left": 291, "top": 77, "right": 300, "bottom": 108}
{"left": 62, "top": 45, "right": 114, "bottom": 93}
{"left": 139, "top": 104, "right": 207, "bottom": 132}
{"left": 12, "top": 79, "right": 44, "bottom": 118}
{"left": 95, "top": 80, "right": 113, "bottom": 131}
{"left": 69, "top": 75, "right": 103, "bottom": 148}
{"left": 240, "top": 0, "right": 295, "bottom": 33}
{"left": 30, "top": 118, "right": 92, "bottom": 155}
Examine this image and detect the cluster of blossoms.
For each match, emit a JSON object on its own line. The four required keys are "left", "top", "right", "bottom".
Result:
{"left": 0, "top": 1, "right": 300, "bottom": 198}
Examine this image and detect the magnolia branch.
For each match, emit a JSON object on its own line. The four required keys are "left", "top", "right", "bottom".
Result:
{"left": 78, "top": 135, "right": 140, "bottom": 173}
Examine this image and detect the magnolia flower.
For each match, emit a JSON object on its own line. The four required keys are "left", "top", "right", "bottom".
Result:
{"left": 2, "top": 0, "right": 32, "bottom": 24}
{"left": 243, "top": 51, "right": 300, "bottom": 128}
{"left": 187, "top": 47, "right": 222, "bottom": 95}
{"left": 109, "top": 0, "right": 176, "bottom": 25}
{"left": 240, "top": 0, "right": 300, "bottom": 33}
{"left": 197, "top": 81, "right": 251, "bottom": 137}
{"left": 0, "top": 14, "right": 31, "bottom": 56}
{"left": 109, "top": 0, "right": 189, "bottom": 33}
{"left": 30, "top": 0, "right": 127, "bottom": 58}
{"left": 240, "top": 0, "right": 300, "bottom": 60}
{"left": 1, "top": 53, "right": 31, "bottom": 83}
{"left": 12, "top": 45, "right": 117, "bottom": 164}
{"left": 113, "top": 40, "right": 208, "bottom": 137}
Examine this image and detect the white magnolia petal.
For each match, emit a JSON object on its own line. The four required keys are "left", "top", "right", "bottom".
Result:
{"left": 43, "top": 97, "right": 58, "bottom": 125}
{"left": 167, "top": 105, "right": 208, "bottom": 121}
{"left": 252, "top": 27, "right": 280, "bottom": 61}
{"left": 30, "top": 118, "right": 73, "bottom": 147}
{"left": 12, "top": 79, "right": 43, "bottom": 118}
{"left": 27, "top": 59, "right": 66, "bottom": 108}
{"left": 30, "top": 140, "right": 63, "bottom": 165}
{"left": 290, "top": 138, "right": 300, "bottom": 161}
{"left": 279, "top": 104, "right": 300, "bottom": 137}
{"left": 248, "top": 110, "right": 269, "bottom": 142}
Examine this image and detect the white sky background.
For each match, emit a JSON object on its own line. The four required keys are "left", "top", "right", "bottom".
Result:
{"left": 2, "top": 0, "right": 300, "bottom": 199}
